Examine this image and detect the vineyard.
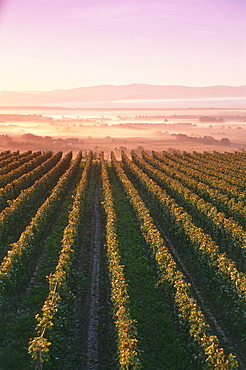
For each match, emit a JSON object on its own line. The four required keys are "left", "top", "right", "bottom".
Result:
{"left": 0, "top": 149, "right": 245, "bottom": 369}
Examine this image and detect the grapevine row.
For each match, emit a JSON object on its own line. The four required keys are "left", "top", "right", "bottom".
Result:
{"left": 191, "top": 151, "right": 246, "bottom": 172}
{"left": 0, "top": 151, "right": 53, "bottom": 211}
{"left": 155, "top": 151, "right": 244, "bottom": 199}
{"left": 132, "top": 151, "right": 246, "bottom": 271}
{"left": 0, "top": 151, "right": 32, "bottom": 176}
{"left": 28, "top": 152, "right": 92, "bottom": 365}
{"left": 0, "top": 151, "right": 69, "bottom": 253}
{"left": 150, "top": 151, "right": 246, "bottom": 228}
{"left": 0, "top": 151, "right": 82, "bottom": 309}
{"left": 171, "top": 150, "right": 246, "bottom": 180}
{"left": 0, "top": 150, "right": 50, "bottom": 189}
{"left": 111, "top": 151, "right": 238, "bottom": 369}
{"left": 122, "top": 152, "right": 246, "bottom": 333}
{"left": 0, "top": 151, "right": 21, "bottom": 168}
{"left": 0, "top": 150, "right": 11, "bottom": 160}
{"left": 0, "top": 150, "right": 40, "bottom": 183}
{"left": 100, "top": 152, "right": 140, "bottom": 369}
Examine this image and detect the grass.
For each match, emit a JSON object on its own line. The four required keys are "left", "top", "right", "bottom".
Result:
{"left": 108, "top": 165, "right": 195, "bottom": 369}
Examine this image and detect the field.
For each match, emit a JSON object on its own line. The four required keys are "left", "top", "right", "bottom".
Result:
{"left": 0, "top": 107, "right": 246, "bottom": 157}
{"left": 0, "top": 149, "right": 245, "bottom": 369}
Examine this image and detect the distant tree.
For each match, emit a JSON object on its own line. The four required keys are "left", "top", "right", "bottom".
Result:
{"left": 22, "top": 133, "right": 43, "bottom": 142}
{"left": 199, "top": 116, "right": 224, "bottom": 122}
{"left": 220, "top": 138, "right": 231, "bottom": 146}
{"left": 0, "top": 134, "right": 13, "bottom": 142}
{"left": 136, "top": 146, "right": 145, "bottom": 153}
{"left": 167, "top": 147, "right": 181, "bottom": 153}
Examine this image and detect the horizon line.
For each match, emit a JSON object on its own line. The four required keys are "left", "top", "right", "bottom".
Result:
{"left": 1, "top": 83, "right": 246, "bottom": 93}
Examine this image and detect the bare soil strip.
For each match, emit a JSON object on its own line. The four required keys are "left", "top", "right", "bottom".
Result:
{"left": 86, "top": 178, "right": 101, "bottom": 370}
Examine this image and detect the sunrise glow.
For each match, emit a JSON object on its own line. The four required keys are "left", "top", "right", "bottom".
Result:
{"left": 0, "top": 0, "right": 246, "bottom": 91}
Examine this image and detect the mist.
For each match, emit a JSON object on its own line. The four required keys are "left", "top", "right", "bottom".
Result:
{"left": 0, "top": 107, "right": 245, "bottom": 157}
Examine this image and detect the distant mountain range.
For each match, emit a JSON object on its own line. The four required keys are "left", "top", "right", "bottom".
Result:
{"left": 0, "top": 84, "right": 246, "bottom": 106}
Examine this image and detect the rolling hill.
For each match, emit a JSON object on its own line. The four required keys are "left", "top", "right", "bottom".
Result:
{"left": 0, "top": 84, "right": 246, "bottom": 106}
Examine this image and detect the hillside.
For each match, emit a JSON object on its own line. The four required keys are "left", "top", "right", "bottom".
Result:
{"left": 1, "top": 84, "right": 246, "bottom": 106}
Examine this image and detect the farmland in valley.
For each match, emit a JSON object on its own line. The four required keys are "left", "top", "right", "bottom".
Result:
{"left": 0, "top": 149, "right": 245, "bottom": 369}
{"left": 0, "top": 107, "right": 246, "bottom": 157}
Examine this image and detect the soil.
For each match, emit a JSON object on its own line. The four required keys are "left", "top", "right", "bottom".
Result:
{"left": 86, "top": 179, "right": 101, "bottom": 369}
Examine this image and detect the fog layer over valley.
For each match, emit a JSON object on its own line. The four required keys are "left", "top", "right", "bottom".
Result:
{"left": 0, "top": 107, "right": 246, "bottom": 156}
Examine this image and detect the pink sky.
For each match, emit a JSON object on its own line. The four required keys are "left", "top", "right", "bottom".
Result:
{"left": 0, "top": 0, "right": 246, "bottom": 91}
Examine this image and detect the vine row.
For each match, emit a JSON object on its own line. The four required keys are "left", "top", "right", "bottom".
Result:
{"left": 133, "top": 151, "right": 246, "bottom": 272}
{"left": 0, "top": 151, "right": 69, "bottom": 253}
{"left": 28, "top": 152, "right": 92, "bottom": 365}
{"left": 122, "top": 151, "right": 246, "bottom": 337}
{"left": 100, "top": 152, "right": 140, "bottom": 369}
{"left": 112, "top": 151, "right": 238, "bottom": 369}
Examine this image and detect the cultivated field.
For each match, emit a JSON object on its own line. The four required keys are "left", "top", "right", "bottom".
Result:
{"left": 0, "top": 149, "right": 245, "bottom": 369}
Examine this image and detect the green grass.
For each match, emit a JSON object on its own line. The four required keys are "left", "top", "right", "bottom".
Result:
{"left": 108, "top": 165, "right": 195, "bottom": 369}
{"left": 0, "top": 166, "right": 82, "bottom": 370}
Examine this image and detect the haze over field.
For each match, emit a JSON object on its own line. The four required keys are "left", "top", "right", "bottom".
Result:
{"left": 0, "top": 108, "right": 246, "bottom": 157}
{"left": 0, "top": 1, "right": 245, "bottom": 155}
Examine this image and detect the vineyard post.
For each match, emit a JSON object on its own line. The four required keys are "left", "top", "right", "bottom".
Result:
{"left": 36, "top": 349, "right": 42, "bottom": 370}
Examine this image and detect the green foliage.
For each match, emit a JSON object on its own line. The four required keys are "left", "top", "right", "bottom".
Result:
{"left": 0, "top": 152, "right": 80, "bottom": 305}
{"left": 0, "top": 150, "right": 245, "bottom": 368}
{"left": 114, "top": 151, "right": 238, "bottom": 369}
{"left": 28, "top": 151, "right": 92, "bottom": 363}
{"left": 101, "top": 152, "right": 141, "bottom": 369}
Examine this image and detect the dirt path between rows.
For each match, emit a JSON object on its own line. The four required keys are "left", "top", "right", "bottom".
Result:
{"left": 86, "top": 178, "right": 101, "bottom": 370}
